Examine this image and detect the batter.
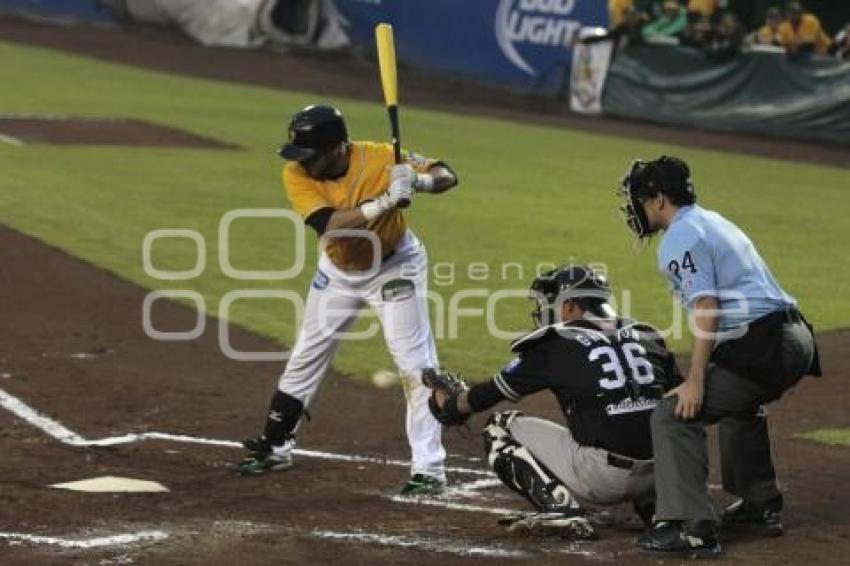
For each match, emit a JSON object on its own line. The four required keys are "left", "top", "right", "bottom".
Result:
{"left": 238, "top": 104, "right": 458, "bottom": 496}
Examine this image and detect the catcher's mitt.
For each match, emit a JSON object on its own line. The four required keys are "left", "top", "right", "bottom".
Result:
{"left": 422, "top": 368, "right": 471, "bottom": 427}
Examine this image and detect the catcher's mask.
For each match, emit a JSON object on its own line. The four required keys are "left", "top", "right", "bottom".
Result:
{"left": 279, "top": 104, "right": 348, "bottom": 162}
{"left": 617, "top": 156, "right": 695, "bottom": 243}
{"left": 529, "top": 264, "right": 615, "bottom": 328}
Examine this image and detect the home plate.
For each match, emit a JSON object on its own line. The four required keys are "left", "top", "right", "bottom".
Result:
{"left": 51, "top": 476, "right": 169, "bottom": 493}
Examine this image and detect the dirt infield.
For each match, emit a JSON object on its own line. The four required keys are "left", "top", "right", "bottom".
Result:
{"left": 0, "top": 116, "right": 239, "bottom": 148}
{"left": 0, "top": 16, "right": 848, "bottom": 168}
{"left": 0, "top": 225, "right": 848, "bottom": 566}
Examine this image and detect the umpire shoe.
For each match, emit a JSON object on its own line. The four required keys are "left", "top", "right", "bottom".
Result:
{"left": 637, "top": 520, "right": 722, "bottom": 559}
{"left": 400, "top": 474, "right": 446, "bottom": 497}
{"left": 506, "top": 511, "right": 596, "bottom": 540}
{"left": 721, "top": 498, "right": 783, "bottom": 537}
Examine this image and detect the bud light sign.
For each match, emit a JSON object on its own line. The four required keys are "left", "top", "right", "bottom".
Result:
{"left": 496, "top": 0, "right": 583, "bottom": 75}
{"left": 334, "top": 0, "right": 607, "bottom": 95}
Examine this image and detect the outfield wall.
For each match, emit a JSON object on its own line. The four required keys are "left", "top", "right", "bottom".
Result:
{"left": 334, "top": 0, "right": 607, "bottom": 95}
{"left": 3, "top": 1, "right": 849, "bottom": 145}
{"left": 0, "top": 0, "right": 112, "bottom": 23}
{"left": 602, "top": 45, "right": 850, "bottom": 146}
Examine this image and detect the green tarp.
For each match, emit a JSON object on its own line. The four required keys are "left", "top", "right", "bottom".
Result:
{"left": 602, "top": 45, "right": 850, "bottom": 145}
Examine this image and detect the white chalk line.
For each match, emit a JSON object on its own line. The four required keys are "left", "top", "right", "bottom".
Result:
{"left": 0, "top": 388, "right": 594, "bottom": 559}
{"left": 311, "top": 529, "right": 527, "bottom": 559}
{"left": 0, "top": 387, "right": 493, "bottom": 477}
{"left": 0, "top": 388, "right": 86, "bottom": 445}
{"left": 388, "top": 494, "right": 519, "bottom": 516}
{"left": 447, "top": 478, "right": 503, "bottom": 493}
{"left": 555, "top": 544, "right": 607, "bottom": 560}
{"left": 0, "top": 530, "right": 168, "bottom": 549}
{"left": 0, "top": 133, "right": 24, "bottom": 146}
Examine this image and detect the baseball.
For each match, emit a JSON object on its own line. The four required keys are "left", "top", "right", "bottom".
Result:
{"left": 371, "top": 369, "right": 397, "bottom": 388}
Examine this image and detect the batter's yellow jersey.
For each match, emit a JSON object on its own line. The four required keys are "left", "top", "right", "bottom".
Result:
{"left": 283, "top": 141, "right": 438, "bottom": 272}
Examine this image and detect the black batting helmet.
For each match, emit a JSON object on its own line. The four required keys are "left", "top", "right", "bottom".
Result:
{"left": 529, "top": 264, "right": 615, "bottom": 327}
{"left": 279, "top": 104, "right": 348, "bottom": 162}
{"left": 618, "top": 156, "right": 696, "bottom": 239}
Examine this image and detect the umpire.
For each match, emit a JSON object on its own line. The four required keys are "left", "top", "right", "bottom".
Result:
{"left": 618, "top": 156, "right": 821, "bottom": 558}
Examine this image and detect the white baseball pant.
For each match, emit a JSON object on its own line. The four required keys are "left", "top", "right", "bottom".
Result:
{"left": 278, "top": 230, "right": 446, "bottom": 479}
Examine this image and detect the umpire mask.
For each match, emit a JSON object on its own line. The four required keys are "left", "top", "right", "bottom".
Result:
{"left": 618, "top": 156, "right": 697, "bottom": 245}
{"left": 618, "top": 159, "right": 655, "bottom": 241}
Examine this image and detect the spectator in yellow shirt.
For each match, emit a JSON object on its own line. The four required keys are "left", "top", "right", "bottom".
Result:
{"left": 686, "top": 0, "right": 715, "bottom": 19}
{"left": 609, "top": 0, "right": 635, "bottom": 28}
{"left": 779, "top": 1, "right": 831, "bottom": 55}
{"left": 752, "top": 7, "right": 783, "bottom": 47}
{"left": 612, "top": 5, "right": 650, "bottom": 50}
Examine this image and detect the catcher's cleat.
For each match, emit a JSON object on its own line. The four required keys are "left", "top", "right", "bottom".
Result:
{"left": 637, "top": 520, "right": 721, "bottom": 559}
{"left": 399, "top": 474, "right": 446, "bottom": 496}
{"left": 506, "top": 512, "right": 596, "bottom": 540}
{"left": 237, "top": 452, "right": 293, "bottom": 476}
{"left": 497, "top": 511, "right": 536, "bottom": 527}
{"left": 720, "top": 498, "right": 783, "bottom": 537}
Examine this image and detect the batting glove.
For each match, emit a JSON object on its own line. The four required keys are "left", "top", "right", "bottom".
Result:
{"left": 391, "top": 163, "right": 434, "bottom": 193}
{"left": 390, "top": 163, "right": 415, "bottom": 185}
{"left": 360, "top": 180, "right": 414, "bottom": 221}
{"left": 388, "top": 176, "right": 415, "bottom": 204}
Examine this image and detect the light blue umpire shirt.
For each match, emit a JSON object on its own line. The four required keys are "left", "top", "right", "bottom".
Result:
{"left": 657, "top": 204, "right": 796, "bottom": 336}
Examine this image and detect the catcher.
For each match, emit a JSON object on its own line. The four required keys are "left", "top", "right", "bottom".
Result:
{"left": 424, "top": 264, "right": 682, "bottom": 538}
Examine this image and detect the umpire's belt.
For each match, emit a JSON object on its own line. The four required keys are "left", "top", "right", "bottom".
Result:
{"left": 750, "top": 306, "right": 802, "bottom": 327}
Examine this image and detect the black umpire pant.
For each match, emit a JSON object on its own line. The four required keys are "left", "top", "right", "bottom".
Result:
{"left": 652, "top": 310, "right": 817, "bottom": 522}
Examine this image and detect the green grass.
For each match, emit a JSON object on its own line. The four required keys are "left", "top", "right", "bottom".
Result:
{"left": 797, "top": 429, "right": 850, "bottom": 447}
{"left": 1, "top": 41, "right": 848, "bottom": 379}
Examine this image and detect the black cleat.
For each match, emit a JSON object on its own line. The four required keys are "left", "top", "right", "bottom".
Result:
{"left": 242, "top": 434, "right": 271, "bottom": 454}
{"left": 721, "top": 498, "right": 783, "bottom": 537}
{"left": 237, "top": 434, "right": 294, "bottom": 475}
{"left": 237, "top": 452, "right": 293, "bottom": 476}
{"left": 399, "top": 474, "right": 445, "bottom": 496}
{"left": 637, "top": 520, "right": 722, "bottom": 559}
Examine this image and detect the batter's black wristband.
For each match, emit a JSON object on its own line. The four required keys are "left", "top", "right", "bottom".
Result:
{"left": 305, "top": 207, "right": 334, "bottom": 235}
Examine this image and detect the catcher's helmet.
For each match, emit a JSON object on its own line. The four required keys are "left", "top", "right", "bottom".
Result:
{"left": 279, "top": 104, "right": 348, "bottom": 162}
{"left": 618, "top": 156, "right": 695, "bottom": 239}
{"left": 529, "top": 264, "right": 615, "bottom": 327}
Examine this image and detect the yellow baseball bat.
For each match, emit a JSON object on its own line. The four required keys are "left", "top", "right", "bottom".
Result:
{"left": 375, "top": 23, "right": 409, "bottom": 207}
